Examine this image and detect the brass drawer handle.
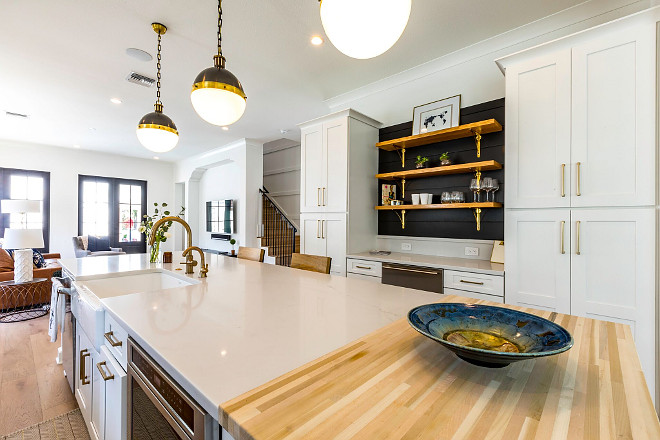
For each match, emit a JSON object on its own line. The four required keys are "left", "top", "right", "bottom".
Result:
{"left": 323, "top": 188, "right": 326, "bottom": 206}
{"left": 96, "top": 361, "right": 115, "bottom": 382}
{"left": 576, "top": 162, "right": 581, "bottom": 196}
{"left": 576, "top": 221, "right": 581, "bottom": 255}
{"left": 317, "top": 220, "right": 320, "bottom": 239}
{"left": 104, "top": 331, "right": 122, "bottom": 347}
{"left": 460, "top": 280, "right": 485, "bottom": 285}
{"left": 561, "top": 164, "right": 566, "bottom": 197}
{"left": 355, "top": 265, "right": 372, "bottom": 270}
{"left": 317, "top": 188, "right": 321, "bottom": 206}
{"left": 560, "top": 221, "right": 566, "bottom": 254}
{"left": 321, "top": 220, "right": 325, "bottom": 239}
{"left": 80, "top": 349, "right": 90, "bottom": 385}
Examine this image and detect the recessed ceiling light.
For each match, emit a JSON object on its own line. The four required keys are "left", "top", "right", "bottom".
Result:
{"left": 311, "top": 36, "right": 324, "bottom": 46}
{"left": 153, "top": 156, "right": 159, "bottom": 160}
{"left": 280, "top": 129, "right": 289, "bottom": 134}
{"left": 221, "top": 126, "right": 229, "bottom": 131}
{"left": 110, "top": 98, "right": 122, "bottom": 104}
{"left": 126, "top": 48, "right": 153, "bottom": 62}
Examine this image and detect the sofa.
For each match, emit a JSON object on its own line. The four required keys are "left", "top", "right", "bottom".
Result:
{"left": 0, "top": 250, "right": 62, "bottom": 310}
{"left": 73, "top": 236, "right": 126, "bottom": 258}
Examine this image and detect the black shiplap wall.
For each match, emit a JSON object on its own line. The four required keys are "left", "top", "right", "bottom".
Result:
{"left": 378, "top": 98, "right": 504, "bottom": 240}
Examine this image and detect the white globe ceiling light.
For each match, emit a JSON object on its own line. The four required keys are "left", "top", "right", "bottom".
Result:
{"left": 191, "top": 0, "right": 247, "bottom": 127}
{"left": 137, "top": 23, "right": 179, "bottom": 153}
{"left": 320, "top": 0, "right": 412, "bottom": 59}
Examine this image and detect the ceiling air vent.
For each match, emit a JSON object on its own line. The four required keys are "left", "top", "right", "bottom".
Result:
{"left": 5, "top": 111, "right": 28, "bottom": 118}
{"left": 126, "top": 71, "right": 155, "bottom": 87}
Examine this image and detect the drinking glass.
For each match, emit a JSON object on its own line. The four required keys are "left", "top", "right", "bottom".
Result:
{"left": 469, "top": 179, "right": 481, "bottom": 202}
{"left": 482, "top": 177, "right": 493, "bottom": 202}
{"left": 441, "top": 192, "right": 451, "bottom": 204}
{"left": 451, "top": 191, "right": 464, "bottom": 203}
{"left": 490, "top": 179, "right": 500, "bottom": 203}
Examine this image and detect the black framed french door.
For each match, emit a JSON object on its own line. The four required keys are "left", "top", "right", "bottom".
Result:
{"left": 78, "top": 175, "right": 147, "bottom": 254}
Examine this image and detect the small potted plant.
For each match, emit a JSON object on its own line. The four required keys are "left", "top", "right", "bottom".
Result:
{"left": 415, "top": 155, "right": 430, "bottom": 169}
{"left": 229, "top": 238, "right": 236, "bottom": 255}
{"left": 439, "top": 152, "right": 452, "bottom": 166}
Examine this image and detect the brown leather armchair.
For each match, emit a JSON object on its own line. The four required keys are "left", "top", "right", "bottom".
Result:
{"left": 0, "top": 253, "right": 61, "bottom": 310}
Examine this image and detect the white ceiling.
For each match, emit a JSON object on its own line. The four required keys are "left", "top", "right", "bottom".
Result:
{"left": 0, "top": 0, "right": 585, "bottom": 161}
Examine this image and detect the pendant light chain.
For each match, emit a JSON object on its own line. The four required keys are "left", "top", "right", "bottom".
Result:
{"left": 156, "top": 30, "right": 162, "bottom": 108}
{"left": 217, "top": 0, "right": 223, "bottom": 58}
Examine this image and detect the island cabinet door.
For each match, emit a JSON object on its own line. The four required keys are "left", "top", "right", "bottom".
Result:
{"left": 505, "top": 209, "right": 571, "bottom": 313}
{"left": 99, "top": 346, "right": 127, "bottom": 440}
{"left": 91, "top": 349, "right": 105, "bottom": 440}
{"left": 321, "top": 118, "right": 348, "bottom": 213}
{"left": 322, "top": 214, "right": 347, "bottom": 275}
{"left": 570, "top": 28, "right": 655, "bottom": 208}
{"left": 505, "top": 49, "right": 571, "bottom": 209}
{"left": 570, "top": 208, "right": 655, "bottom": 394}
{"left": 76, "top": 323, "right": 95, "bottom": 429}
{"left": 300, "top": 124, "right": 324, "bottom": 213}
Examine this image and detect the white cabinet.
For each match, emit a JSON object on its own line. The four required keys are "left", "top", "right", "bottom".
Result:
{"left": 504, "top": 210, "right": 571, "bottom": 313}
{"left": 503, "top": 28, "right": 654, "bottom": 209}
{"left": 570, "top": 30, "right": 654, "bottom": 207}
{"left": 300, "top": 213, "right": 347, "bottom": 275}
{"left": 97, "top": 346, "right": 127, "bottom": 440}
{"left": 76, "top": 323, "right": 95, "bottom": 433}
{"left": 299, "top": 110, "right": 381, "bottom": 274}
{"left": 505, "top": 50, "right": 571, "bottom": 209}
{"left": 91, "top": 350, "right": 105, "bottom": 440}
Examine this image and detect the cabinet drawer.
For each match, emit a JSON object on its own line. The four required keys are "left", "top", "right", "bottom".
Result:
{"left": 347, "top": 272, "right": 381, "bottom": 282}
{"left": 444, "top": 288, "right": 504, "bottom": 304}
{"left": 444, "top": 271, "right": 504, "bottom": 297}
{"left": 347, "top": 259, "right": 382, "bottom": 277}
{"left": 103, "top": 312, "right": 128, "bottom": 372}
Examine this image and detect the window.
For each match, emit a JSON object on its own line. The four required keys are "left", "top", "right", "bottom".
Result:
{"left": 0, "top": 168, "right": 50, "bottom": 252}
{"left": 78, "top": 176, "right": 147, "bottom": 253}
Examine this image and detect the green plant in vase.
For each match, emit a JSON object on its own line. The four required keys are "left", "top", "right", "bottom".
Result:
{"left": 139, "top": 203, "right": 185, "bottom": 263}
{"left": 439, "top": 152, "right": 452, "bottom": 166}
{"left": 229, "top": 238, "right": 236, "bottom": 255}
{"left": 415, "top": 155, "right": 430, "bottom": 169}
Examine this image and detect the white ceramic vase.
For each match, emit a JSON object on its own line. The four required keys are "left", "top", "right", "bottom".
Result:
{"left": 420, "top": 194, "right": 429, "bottom": 204}
{"left": 411, "top": 194, "right": 420, "bottom": 205}
{"left": 13, "top": 248, "right": 33, "bottom": 283}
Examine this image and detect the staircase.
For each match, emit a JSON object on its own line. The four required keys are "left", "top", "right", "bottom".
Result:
{"left": 259, "top": 188, "right": 299, "bottom": 266}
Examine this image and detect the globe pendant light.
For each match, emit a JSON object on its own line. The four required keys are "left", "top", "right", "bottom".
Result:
{"left": 191, "top": 0, "right": 247, "bottom": 126}
{"left": 320, "top": 0, "right": 412, "bottom": 59}
{"left": 137, "top": 23, "right": 179, "bottom": 153}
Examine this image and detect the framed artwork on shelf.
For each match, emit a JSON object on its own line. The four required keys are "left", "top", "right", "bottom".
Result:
{"left": 412, "top": 95, "right": 461, "bottom": 135}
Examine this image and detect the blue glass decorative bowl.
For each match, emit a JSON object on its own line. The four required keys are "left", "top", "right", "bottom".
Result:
{"left": 408, "top": 303, "right": 573, "bottom": 368}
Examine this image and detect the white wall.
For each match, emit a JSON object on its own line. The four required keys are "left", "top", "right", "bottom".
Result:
{"left": 175, "top": 139, "right": 264, "bottom": 254}
{"left": 263, "top": 138, "right": 300, "bottom": 229}
{"left": 0, "top": 139, "right": 175, "bottom": 258}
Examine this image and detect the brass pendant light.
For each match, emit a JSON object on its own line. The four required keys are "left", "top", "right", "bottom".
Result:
{"left": 137, "top": 23, "right": 179, "bottom": 153}
{"left": 190, "top": 0, "right": 247, "bottom": 126}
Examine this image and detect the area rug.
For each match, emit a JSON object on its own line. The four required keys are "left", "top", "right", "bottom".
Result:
{"left": 1, "top": 409, "right": 90, "bottom": 440}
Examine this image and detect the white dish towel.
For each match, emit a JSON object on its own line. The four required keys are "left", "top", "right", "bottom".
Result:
{"left": 48, "top": 278, "right": 67, "bottom": 342}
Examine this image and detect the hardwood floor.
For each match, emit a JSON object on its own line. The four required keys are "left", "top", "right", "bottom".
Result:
{"left": 0, "top": 315, "right": 77, "bottom": 436}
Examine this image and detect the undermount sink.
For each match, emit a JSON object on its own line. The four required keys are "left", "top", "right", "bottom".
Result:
{"left": 77, "top": 271, "right": 200, "bottom": 299}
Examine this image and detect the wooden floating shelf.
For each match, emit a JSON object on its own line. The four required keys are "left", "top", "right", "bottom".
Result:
{"left": 376, "top": 119, "right": 502, "bottom": 151}
{"left": 376, "top": 160, "right": 502, "bottom": 181}
{"left": 375, "top": 202, "right": 502, "bottom": 211}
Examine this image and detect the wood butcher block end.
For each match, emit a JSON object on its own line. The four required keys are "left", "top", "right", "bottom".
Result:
{"left": 220, "top": 296, "right": 660, "bottom": 440}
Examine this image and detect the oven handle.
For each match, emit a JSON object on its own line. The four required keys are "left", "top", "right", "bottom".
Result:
{"left": 382, "top": 265, "right": 440, "bottom": 276}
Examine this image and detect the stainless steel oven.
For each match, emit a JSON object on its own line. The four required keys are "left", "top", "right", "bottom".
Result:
{"left": 381, "top": 263, "right": 444, "bottom": 294}
{"left": 127, "top": 338, "right": 207, "bottom": 440}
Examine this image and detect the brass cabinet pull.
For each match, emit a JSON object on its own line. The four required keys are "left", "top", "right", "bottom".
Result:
{"left": 96, "top": 361, "right": 115, "bottom": 382}
{"left": 576, "top": 162, "right": 581, "bottom": 196}
{"left": 80, "top": 349, "right": 90, "bottom": 385}
{"left": 321, "top": 220, "right": 325, "bottom": 239}
{"left": 323, "top": 188, "right": 326, "bottom": 206}
{"left": 561, "top": 164, "right": 566, "bottom": 197}
{"left": 104, "top": 331, "right": 122, "bottom": 347}
{"left": 317, "top": 188, "right": 321, "bottom": 206}
{"left": 576, "top": 221, "right": 581, "bottom": 255}
{"left": 460, "top": 279, "right": 485, "bottom": 285}
{"left": 355, "top": 265, "right": 372, "bottom": 270}
{"left": 560, "top": 221, "right": 566, "bottom": 254}
{"left": 316, "top": 220, "right": 320, "bottom": 238}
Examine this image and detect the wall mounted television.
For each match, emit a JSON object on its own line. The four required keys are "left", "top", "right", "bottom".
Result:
{"left": 206, "top": 200, "right": 235, "bottom": 234}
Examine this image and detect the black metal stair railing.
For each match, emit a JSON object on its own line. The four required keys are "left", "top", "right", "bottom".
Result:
{"left": 259, "top": 187, "right": 297, "bottom": 266}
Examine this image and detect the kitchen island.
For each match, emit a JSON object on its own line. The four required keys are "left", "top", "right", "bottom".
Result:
{"left": 59, "top": 254, "right": 660, "bottom": 439}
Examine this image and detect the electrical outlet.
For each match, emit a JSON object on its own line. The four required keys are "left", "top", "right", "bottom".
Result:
{"left": 401, "top": 242, "right": 412, "bottom": 251}
{"left": 465, "top": 247, "right": 479, "bottom": 256}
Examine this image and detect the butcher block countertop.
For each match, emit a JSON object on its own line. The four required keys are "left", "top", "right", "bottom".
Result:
{"left": 220, "top": 296, "right": 660, "bottom": 440}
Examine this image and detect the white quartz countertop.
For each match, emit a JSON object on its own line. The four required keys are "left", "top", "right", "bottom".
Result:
{"left": 347, "top": 251, "right": 505, "bottom": 275}
{"left": 59, "top": 254, "right": 443, "bottom": 423}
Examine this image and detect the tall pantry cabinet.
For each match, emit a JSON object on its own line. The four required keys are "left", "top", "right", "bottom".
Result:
{"left": 299, "top": 110, "right": 381, "bottom": 275}
{"left": 498, "top": 17, "right": 656, "bottom": 398}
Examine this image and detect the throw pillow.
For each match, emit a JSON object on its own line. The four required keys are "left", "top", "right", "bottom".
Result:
{"left": 32, "top": 249, "right": 46, "bottom": 268}
{"left": 88, "top": 236, "right": 111, "bottom": 252}
{"left": 0, "top": 249, "right": 13, "bottom": 272}
{"left": 81, "top": 235, "right": 89, "bottom": 251}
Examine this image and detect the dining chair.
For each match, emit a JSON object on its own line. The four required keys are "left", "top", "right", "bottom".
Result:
{"left": 237, "top": 246, "right": 265, "bottom": 263}
{"left": 290, "top": 253, "right": 332, "bottom": 274}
